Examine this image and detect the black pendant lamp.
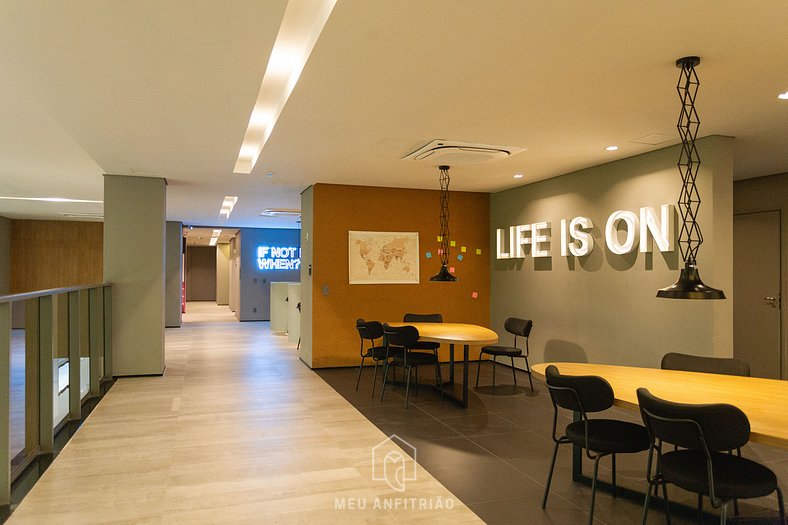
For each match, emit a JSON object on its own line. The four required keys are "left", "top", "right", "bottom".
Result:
{"left": 657, "top": 56, "right": 725, "bottom": 300}
{"left": 430, "top": 165, "right": 458, "bottom": 282}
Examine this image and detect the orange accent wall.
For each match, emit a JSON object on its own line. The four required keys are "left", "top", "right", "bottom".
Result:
{"left": 10, "top": 220, "right": 103, "bottom": 293}
{"left": 312, "top": 184, "right": 490, "bottom": 368}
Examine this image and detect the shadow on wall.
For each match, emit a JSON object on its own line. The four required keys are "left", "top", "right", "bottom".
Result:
{"left": 544, "top": 339, "right": 588, "bottom": 363}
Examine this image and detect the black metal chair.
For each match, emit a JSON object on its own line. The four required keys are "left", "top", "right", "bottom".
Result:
{"left": 403, "top": 313, "right": 442, "bottom": 355}
{"left": 542, "top": 365, "right": 650, "bottom": 525}
{"left": 354, "top": 319, "right": 390, "bottom": 397}
{"left": 475, "top": 317, "right": 533, "bottom": 391}
{"left": 661, "top": 352, "right": 750, "bottom": 377}
{"left": 637, "top": 388, "right": 784, "bottom": 525}
{"left": 380, "top": 323, "right": 443, "bottom": 408}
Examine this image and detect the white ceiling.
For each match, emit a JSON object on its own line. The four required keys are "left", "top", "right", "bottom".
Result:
{"left": 1, "top": 1, "right": 787, "bottom": 228}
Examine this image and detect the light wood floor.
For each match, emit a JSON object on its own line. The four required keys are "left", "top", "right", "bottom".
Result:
{"left": 9, "top": 303, "right": 480, "bottom": 524}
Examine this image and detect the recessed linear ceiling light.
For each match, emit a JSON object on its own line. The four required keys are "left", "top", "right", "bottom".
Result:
{"left": 513, "top": 173, "right": 524, "bottom": 179}
{"left": 0, "top": 196, "right": 103, "bottom": 203}
{"left": 778, "top": 91, "right": 788, "bottom": 100}
{"left": 233, "top": 0, "right": 338, "bottom": 174}
{"left": 212, "top": 229, "right": 222, "bottom": 237}
{"left": 605, "top": 146, "right": 619, "bottom": 151}
{"left": 219, "top": 196, "right": 238, "bottom": 220}
{"left": 59, "top": 212, "right": 104, "bottom": 219}
{"left": 209, "top": 237, "right": 218, "bottom": 247}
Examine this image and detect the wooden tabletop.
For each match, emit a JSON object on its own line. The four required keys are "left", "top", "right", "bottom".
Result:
{"left": 532, "top": 362, "right": 788, "bottom": 448}
{"left": 385, "top": 322, "right": 498, "bottom": 346}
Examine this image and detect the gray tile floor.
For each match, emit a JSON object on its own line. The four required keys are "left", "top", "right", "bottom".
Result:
{"left": 318, "top": 361, "right": 787, "bottom": 524}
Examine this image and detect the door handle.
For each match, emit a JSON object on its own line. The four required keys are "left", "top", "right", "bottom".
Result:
{"left": 764, "top": 296, "right": 780, "bottom": 308}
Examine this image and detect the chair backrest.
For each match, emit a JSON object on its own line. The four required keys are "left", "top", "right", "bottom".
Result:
{"left": 356, "top": 319, "right": 384, "bottom": 342}
{"left": 403, "top": 313, "right": 442, "bottom": 323}
{"left": 382, "top": 323, "right": 420, "bottom": 350}
{"left": 636, "top": 388, "right": 750, "bottom": 452}
{"left": 544, "top": 365, "right": 614, "bottom": 414}
{"left": 661, "top": 352, "right": 750, "bottom": 377}
{"left": 504, "top": 318, "right": 532, "bottom": 338}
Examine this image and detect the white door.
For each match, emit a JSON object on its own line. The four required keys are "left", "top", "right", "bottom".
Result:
{"left": 733, "top": 211, "right": 782, "bottom": 379}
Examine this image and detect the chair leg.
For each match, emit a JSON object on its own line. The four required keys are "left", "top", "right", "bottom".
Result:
{"left": 776, "top": 486, "right": 785, "bottom": 523}
{"left": 663, "top": 481, "right": 672, "bottom": 525}
{"left": 542, "top": 440, "right": 561, "bottom": 509}
{"left": 380, "top": 361, "right": 390, "bottom": 402}
{"left": 492, "top": 357, "right": 497, "bottom": 386}
{"left": 475, "top": 351, "right": 483, "bottom": 387}
{"left": 732, "top": 498, "right": 739, "bottom": 517}
{"left": 611, "top": 453, "right": 617, "bottom": 498}
{"left": 697, "top": 494, "right": 703, "bottom": 525}
{"left": 355, "top": 356, "right": 366, "bottom": 390}
{"left": 436, "top": 360, "right": 444, "bottom": 401}
{"left": 588, "top": 455, "right": 602, "bottom": 525}
{"left": 371, "top": 359, "right": 380, "bottom": 398}
{"left": 414, "top": 366, "right": 419, "bottom": 396}
{"left": 511, "top": 356, "right": 517, "bottom": 385}
{"left": 641, "top": 476, "right": 653, "bottom": 525}
{"left": 404, "top": 365, "right": 412, "bottom": 408}
{"left": 719, "top": 501, "right": 728, "bottom": 525}
{"left": 524, "top": 355, "right": 534, "bottom": 392}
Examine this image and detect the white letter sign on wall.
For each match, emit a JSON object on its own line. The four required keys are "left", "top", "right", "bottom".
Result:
{"left": 497, "top": 203, "right": 674, "bottom": 262}
{"left": 605, "top": 210, "right": 639, "bottom": 255}
{"left": 639, "top": 204, "right": 674, "bottom": 253}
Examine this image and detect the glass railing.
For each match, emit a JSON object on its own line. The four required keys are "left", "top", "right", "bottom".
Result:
{"left": 0, "top": 283, "right": 112, "bottom": 506}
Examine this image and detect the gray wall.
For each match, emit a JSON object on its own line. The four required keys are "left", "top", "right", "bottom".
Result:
{"left": 490, "top": 136, "right": 733, "bottom": 369}
{"left": 104, "top": 174, "right": 166, "bottom": 376}
{"left": 299, "top": 186, "right": 313, "bottom": 366}
{"left": 0, "top": 216, "right": 9, "bottom": 295}
{"left": 165, "top": 221, "right": 183, "bottom": 328}
{"left": 230, "top": 235, "right": 240, "bottom": 314}
{"left": 216, "top": 243, "right": 230, "bottom": 305}
{"left": 734, "top": 171, "right": 788, "bottom": 378}
{"left": 186, "top": 246, "right": 216, "bottom": 301}
{"left": 237, "top": 227, "right": 300, "bottom": 321}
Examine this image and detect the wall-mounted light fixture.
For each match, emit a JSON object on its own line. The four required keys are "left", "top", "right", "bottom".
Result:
{"left": 657, "top": 56, "right": 725, "bottom": 300}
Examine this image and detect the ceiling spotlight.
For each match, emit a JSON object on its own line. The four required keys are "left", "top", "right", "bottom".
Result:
{"left": 513, "top": 173, "right": 524, "bottom": 179}
{"left": 778, "top": 91, "right": 788, "bottom": 100}
{"left": 605, "top": 146, "right": 619, "bottom": 151}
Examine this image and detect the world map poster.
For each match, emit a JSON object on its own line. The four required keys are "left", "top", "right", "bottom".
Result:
{"left": 348, "top": 231, "right": 420, "bottom": 284}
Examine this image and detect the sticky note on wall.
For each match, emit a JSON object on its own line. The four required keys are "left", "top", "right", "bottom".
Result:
{"left": 450, "top": 240, "right": 456, "bottom": 247}
{"left": 461, "top": 246, "right": 467, "bottom": 253}
{"left": 449, "top": 267, "right": 455, "bottom": 273}
{"left": 457, "top": 254, "right": 463, "bottom": 261}
{"left": 476, "top": 249, "right": 482, "bottom": 255}
{"left": 437, "top": 235, "right": 442, "bottom": 242}
{"left": 425, "top": 251, "right": 432, "bottom": 259}
{"left": 471, "top": 291, "right": 478, "bottom": 299}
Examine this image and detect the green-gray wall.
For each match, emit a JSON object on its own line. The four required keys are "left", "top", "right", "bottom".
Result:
{"left": 104, "top": 175, "right": 166, "bottom": 376}
{"left": 299, "top": 186, "right": 313, "bottom": 367}
{"left": 216, "top": 243, "right": 230, "bottom": 306}
{"left": 0, "top": 216, "right": 9, "bottom": 295}
{"left": 165, "top": 221, "right": 182, "bottom": 328}
{"left": 490, "top": 136, "right": 734, "bottom": 368}
{"left": 734, "top": 171, "right": 788, "bottom": 378}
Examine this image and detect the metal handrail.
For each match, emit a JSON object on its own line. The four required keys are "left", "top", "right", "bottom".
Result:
{"left": 0, "top": 282, "right": 111, "bottom": 303}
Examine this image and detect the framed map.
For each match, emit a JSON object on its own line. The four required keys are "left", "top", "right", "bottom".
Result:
{"left": 348, "top": 231, "right": 420, "bottom": 284}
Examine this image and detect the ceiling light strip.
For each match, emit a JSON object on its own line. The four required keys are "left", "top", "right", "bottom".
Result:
{"left": 219, "top": 196, "right": 238, "bottom": 220}
{"left": 233, "top": 0, "right": 338, "bottom": 174}
{"left": 0, "top": 196, "right": 103, "bottom": 204}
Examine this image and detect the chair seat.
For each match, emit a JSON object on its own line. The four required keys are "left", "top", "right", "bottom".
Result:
{"left": 566, "top": 419, "right": 649, "bottom": 454}
{"left": 392, "top": 351, "right": 438, "bottom": 366}
{"left": 661, "top": 450, "right": 778, "bottom": 500}
{"left": 363, "top": 345, "right": 389, "bottom": 360}
{"left": 410, "top": 341, "right": 440, "bottom": 351}
{"left": 481, "top": 345, "right": 522, "bottom": 357}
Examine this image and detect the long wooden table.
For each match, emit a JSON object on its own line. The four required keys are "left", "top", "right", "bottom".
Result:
{"left": 531, "top": 362, "right": 788, "bottom": 448}
{"left": 386, "top": 322, "right": 498, "bottom": 407}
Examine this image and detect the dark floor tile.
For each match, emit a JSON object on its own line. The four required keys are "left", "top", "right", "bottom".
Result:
{"left": 468, "top": 495, "right": 589, "bottom": 525}
{"left": 428, "top": 459, "right": 547, "bottom": 505}
{"left": 440, "top": 412, "right": 527, "bottom": 436}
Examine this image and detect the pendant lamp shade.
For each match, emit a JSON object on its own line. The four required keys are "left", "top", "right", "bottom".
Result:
{"left": 430, "top": 165, "right": 458, "bottom": 282}
{"left": 657, "top": 56, "right": 725, "bottom": 300}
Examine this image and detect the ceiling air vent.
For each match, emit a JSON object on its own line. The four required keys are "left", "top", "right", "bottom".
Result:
{"left": 260, "top": 208, "right": 301, "bottom": 218}
{"left": 402, "top": 140, "right": 525, "bottom": 165}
